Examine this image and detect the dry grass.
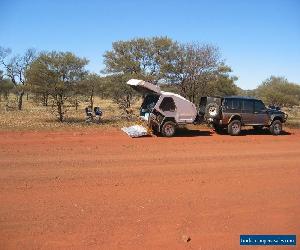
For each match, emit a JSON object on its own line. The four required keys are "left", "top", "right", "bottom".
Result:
{"left": 0, "top": 96, "right": 142, "bottom": 131}
{"left": 284, "top": 106, "right": 300, "bottom": 128}
{"left": 1, "top": 95, "right": 299, "bottom": 131}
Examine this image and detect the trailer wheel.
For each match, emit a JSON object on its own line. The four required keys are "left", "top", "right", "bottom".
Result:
{"left": 161, "top": 121, "right": 176, "bottom": 137}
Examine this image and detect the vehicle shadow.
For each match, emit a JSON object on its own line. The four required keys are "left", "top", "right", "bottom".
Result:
{"left": 174, "top": 128, "right": 212, "bottom": 137}
{"left": 241, "top": 129, "right": 291, "bottom": 136}
{"left": 215, "top": 128, "right": 291, "bottom": 136}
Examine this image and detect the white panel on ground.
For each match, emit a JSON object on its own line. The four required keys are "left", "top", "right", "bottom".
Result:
{"left": 121, "top": 125, "right": 148, "bottom": 138}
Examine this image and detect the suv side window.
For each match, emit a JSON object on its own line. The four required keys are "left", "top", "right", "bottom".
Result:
{"left": 159, "top": 97, "right": 176, "bottom": 112}
{"left": 223, "top": 98, "right": 240, "bottom": 110}
{"left": 242, "top": 100, "right": 254, "bottom": 113}
{"left": 254, "top": 100, "right": 266, "bottom": 112}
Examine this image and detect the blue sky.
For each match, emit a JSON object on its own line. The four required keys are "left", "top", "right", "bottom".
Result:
{"left": 0, "top": 0, "right": 299, "bottom": 89}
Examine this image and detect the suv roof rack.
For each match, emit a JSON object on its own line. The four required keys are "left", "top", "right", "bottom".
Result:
{"left": 224, "top": 95, "right": 259, "bottom": 100}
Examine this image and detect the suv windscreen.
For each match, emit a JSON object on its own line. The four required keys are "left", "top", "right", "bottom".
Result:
{"left": 159, "top": 97, "right": 176, "bottom": 112}
{"left": 241, "top": 100, "right": 254, "bottom": 113}
{"left": 254, "top": 100, "right": 266, "bottom": 112}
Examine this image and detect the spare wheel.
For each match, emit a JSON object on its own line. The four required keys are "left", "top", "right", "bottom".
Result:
{"left": 205, "top": 102, "right": 220, "bottom": 118}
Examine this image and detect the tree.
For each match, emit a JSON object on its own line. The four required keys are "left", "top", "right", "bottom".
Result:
{"left": 163, "top": 43, "right": 237, "bottom": 103}
{"left": 255, "top": 76, "right": 300, "bottom": 107}
{"left": 77, "top": 73, "right": 104, "bottom": 109}
{"left": 103, "top": 38, "right": 238, "bottom": 105}
{"left": 205, "top": 64, "right": 238, "bottom": 97}
{"left": 0, "top": 47, "right": 36, "bottom": 110}
{"left": 27, "top": 51, "right": 88, "bottom": 121}
{"left": 103, "top": 37, "right": 175, "bottom": 116}
{"left": 103, "top": 74, "right": 137, "bottom": 118}
{"left": 0, "top": 70, "right": 14, "bottom": 101}
{"left": 103, "top": 37, "right": 175, "bottom": 83}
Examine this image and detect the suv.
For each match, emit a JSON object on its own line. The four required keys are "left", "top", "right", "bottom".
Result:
{"left": 199, "top": 96, "right": 288, "bottom": 135}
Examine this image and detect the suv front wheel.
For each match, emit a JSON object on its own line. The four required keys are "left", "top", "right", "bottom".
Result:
{"left": 228, "top": 120, "right": 241, "bottom": 136}
{"left": 270, "top": 120, "right": 282, "bottom": 135}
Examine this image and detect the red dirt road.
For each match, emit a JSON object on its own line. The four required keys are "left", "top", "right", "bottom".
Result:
{"left": 0, "top": 128, "right": 299, "bottom": 249}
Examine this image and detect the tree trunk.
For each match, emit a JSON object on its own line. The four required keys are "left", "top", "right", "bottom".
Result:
{"left": 126, "top": 94, "right": 131, "bottom": 108}
{"left": 75, "top": 98, "right": 78, "bottom": 110}
{"left": 42, "top": 94, "right": 46, "bottom": 106}
{"left": 45, "top": 94, "right": 48, "bottom": 106}
{"left": 18, "top": 91, "right": 24, "bottom": 110}
{"left": 42, "top": 93, "right": 48, "bottom": 106}
{"left": 57, "top": 94, "right": 64, "bottom": 122}
{"left": 90, "top": 89, "right": 94, "bottom": 109}
{"left": 57, "top": 103, "right": 63, "bottom": 122}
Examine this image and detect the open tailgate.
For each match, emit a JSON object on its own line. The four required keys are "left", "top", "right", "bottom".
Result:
{"left": 127, "top": 79, "right": 161, "bottom": 95}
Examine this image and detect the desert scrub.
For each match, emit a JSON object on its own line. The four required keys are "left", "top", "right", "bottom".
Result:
{"left": 0, "top": 96, "right": 141, "bottom": 131}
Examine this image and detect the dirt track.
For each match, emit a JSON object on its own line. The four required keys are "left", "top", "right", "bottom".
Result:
{"left": 0, "top": 127, "right": 299, "bottom": 249}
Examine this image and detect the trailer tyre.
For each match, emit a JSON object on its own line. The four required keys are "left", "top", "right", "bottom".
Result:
{"left": 161, "top": 121, "right": 176, "bottom": 137}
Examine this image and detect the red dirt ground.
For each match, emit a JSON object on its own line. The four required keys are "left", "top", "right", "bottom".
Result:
{"left": 0, "top": 127, "right": 299, "bottom": 249}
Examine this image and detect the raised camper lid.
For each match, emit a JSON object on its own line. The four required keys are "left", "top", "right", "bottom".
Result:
{"left": 127, "top": 79, "right": 161, "bottom": 94}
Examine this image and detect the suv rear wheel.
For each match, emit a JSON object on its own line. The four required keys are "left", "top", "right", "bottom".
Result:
{"left": 161, "top": 121, "right": 176, "bottom": 137}
{"left": 270, "top": 120, "right": 282, "bottom": 135}
{"left": 228, "top": 120, "right": 241, "bottom": 136}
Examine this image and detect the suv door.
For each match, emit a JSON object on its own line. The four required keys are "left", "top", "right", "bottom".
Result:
{"left": 254, "top": 100, "right": 269, "bottom": 125}
{"left": 241, "top": 99, "right": 255, "bottom": 124}
{"left": 222, "top": 98, "right": 241, "bottom": 124}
